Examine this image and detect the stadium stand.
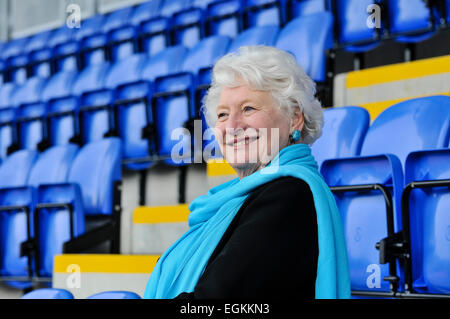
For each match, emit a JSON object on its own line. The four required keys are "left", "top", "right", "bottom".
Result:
{"left": 0, "top": 0, "right": 449, "bottom": 299}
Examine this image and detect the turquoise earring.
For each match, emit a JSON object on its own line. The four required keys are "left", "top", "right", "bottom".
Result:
{"left": 290, "top": 129, "right": 301, "bottom": 142}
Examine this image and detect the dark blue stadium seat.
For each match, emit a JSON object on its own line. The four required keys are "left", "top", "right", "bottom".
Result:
{"left": 321, "top": 95, "right": 450, "bottom": 294}
{"left": 139, "top": 17, "right": 171, "bottom": 57}
{"left": 386, "top": 0, "right": 435, "bottom": 43}
{"left": 171, "top": 7, "right": 204, "bottom": 49}
{"left": 131, "top": 0, "right": 163, "bottom": 26}
{"left": 0, "top": 106, "right": 17, "bottom": 161}
{"left": 21, "top": 288, "right": 74, "bottom": 299}
{"left": 153, "top": 36, "right": 230, "bottom": 165}
{"left": 0, "top": 81, "right": 16, "bottom": 108}
{"left": 0, "top": 145, "right": 78, "bottom": 279}
{"left": 275, "top": 11, "right": 333, "bottom": 82}
{"left": 243, "top": 0, "right": 285, "bottom": 29}
{"left": 87, "top": 291, "right": 141, "bottom": 299}
{"left": 34, "top": 138, "right": 122, "bottom": 276}
{"left": 114, "top": 46, "right": 187, "bottom": 170}
{"left": 404, "top": 148, "right": 450, "bottom": 295}
{"left": 310, "top": 106, "right": 370, "bottom": 169}
{"left": 159, "top": 0, "right": 192, "bottom": 17}
{"left": 205, "top": 0, "right": 242, "bottom": 37}
{"left": 0, "top": 149, "right": 38, "bottom": 278}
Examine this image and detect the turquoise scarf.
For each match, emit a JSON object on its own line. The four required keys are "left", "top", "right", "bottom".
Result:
{"left": 143, "top": 144, "right": 350, "bottom": 299}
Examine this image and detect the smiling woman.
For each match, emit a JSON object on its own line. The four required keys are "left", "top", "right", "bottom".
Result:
{"left": 143, "top": 46, "right": 350, "bottom": 300}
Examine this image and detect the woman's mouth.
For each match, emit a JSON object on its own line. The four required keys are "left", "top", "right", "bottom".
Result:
{"left": 227, "top": 136, "right": 260, "bottom": 148}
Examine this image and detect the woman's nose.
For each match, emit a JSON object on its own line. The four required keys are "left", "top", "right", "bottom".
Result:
{"left": 225, "top": 112, "right": 246, "bottom": 132}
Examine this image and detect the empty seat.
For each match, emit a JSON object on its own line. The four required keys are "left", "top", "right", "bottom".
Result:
{"left": 0, "top": 150, "right": 38, "bottom": 278}
{"left": 310, "top": 106, "right": 370, "bottom": 168}
{"left": 321, "top": 95, "right": 450, "bottom": 293}
{"left": 275, "top": 11, "right": 333, "bottom": 82}
{"left": 227, "top": 25, "right": 279, "bottom": 52}
{"left": 403, "top": 148, "right": 450, "bottom": 295}
{"left": 0, "top": 145, "right": 78, "bottom": 279}
{"left": 171, "top": 7, "right": 204, "bottom": 49}
{"left": 153, "top": 36, "right": 230, "bottom": 165}
{"left": 205, "top": 0, "right": 242, "bottom": 37}
{"left": 287, "top": 0, "right": 331, "bottom": 21}
{"left": 21, "top": 288, "right": 74, "bottom": 299}
{"left": 139, "top": 17, "right": 171, "bottom": 57}
{"left": 33, "top": 138, "right": 122, "bottom": 276}
{"left": 114, "top": 46, "right": 187, "bottom": 170}
{"left": 87, "top": 291, "right": 141, "bottom": 299}
{"left": 243, "top": 0, "right": 285, "bottom": 29}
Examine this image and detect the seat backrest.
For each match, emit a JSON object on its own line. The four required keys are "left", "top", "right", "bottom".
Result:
{"left": 360, "top": 95, "right": 450, "bottom": 168}
{"left": 6, "top": 54, "right": 29, "bottom": 85}
{"left": 75, "top": 14, "right": 106, "bottom": 41}
{"left": 334, "top": 0, "right": 378, "bottom": 45}
{"left": 181, "top": 35, "right": 231, "bottom": 74}
{"left": 0, "top": 149, "right": 38, "bottom": 188}
{"left": 387, "top": 0, "right": 432, "bottom": 36}
{"left": 0, "top": 82, "right": 16, "bottom": 108}
{"left": 41, "top": 70, "right": 78, "bottom": 102}
{"left": 71, "top": 62, "right": 110, "bottom": 96}
{"left": 311, "top": 106, "right": 370, "bottom": 168}
{"left": 130, "top": 0, "right": 162, "bottom": 26}
{"left": 228, "top": 25, "right": 279, "bottom": 53}
{"left": 103, "top": 54, "right": 147, "bottom": 90}
{"left": 172, "top": 8, "right": 203, "bottom": 49}
{"left": 16, "top": 102, "right": 47, "bottom": 150}
{"left": 87, "top": 291, "right": 141, "bottom": 299}
{"left": 10, "top": 76, "right": 47, "bottom": 107}
{"left": 288, "top": 0, "right": 330, "bottom": 20}
{"left": 0, "top": 107, "right": 16, "bottom": 160}
{"left": 244, "top": 0, "right": 284, "bottom": 28}
{"left": 27, "top": 144, "right": 79, "bottom": 187}
{"left": 139, "top": 17, "right": 170, "bottom": 57}
{"left": 108, "top": 26, "right": 138, "bottom": 61}
{"left": 141, "top": 45, "right": 187, "bottom": 82}
{"left": 275, "top": 11, "right": 333, "bottom": 82}
{"left": 206, "top": 0, "right": 242, "bottom": 37}
{"left": 404, "top": 149, "right": 450, "bottom": 294}
{"left": 0, "top": 36, "right": 28, "bottom": 61}
{"left": 159, "top": 0, "right": 192, "bottom": 17}
{"left": 48, "top": 25, "right": 76, "bottom": 48}
{"left": 68, "top": 138, "right": 121, "bottom": 216}
{"left": 24, "top": 30, "right": 53, "bottom": 54}
{"left": 102, "top": 6, "right": 135, "bottom": 33}
{"left": 22, "top": 288, "right": 74, "bottom": 299}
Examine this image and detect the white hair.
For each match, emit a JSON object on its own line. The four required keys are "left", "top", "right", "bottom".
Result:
{"left": 201, "top": 45, "right": 324, "bottom": 145}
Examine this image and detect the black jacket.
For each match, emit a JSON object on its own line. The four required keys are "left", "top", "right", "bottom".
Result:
{"left": 175, "top": 176, "right": 319, "bottom": 299}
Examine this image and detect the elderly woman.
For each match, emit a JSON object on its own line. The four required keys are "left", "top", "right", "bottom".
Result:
{"left": 144, "top": 46, "right": 350, "bottom": 299}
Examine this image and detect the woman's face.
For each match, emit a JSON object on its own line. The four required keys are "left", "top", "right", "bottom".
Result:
{"left": 214, "top": 84, "right": 295, "bottom": 177}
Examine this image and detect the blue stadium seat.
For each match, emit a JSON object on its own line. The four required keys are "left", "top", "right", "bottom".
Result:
{"left": 139, "top": 17, "right": 171, "bottom": 57}
{"left": 153, "top": 36, "right": 230, "bottom": 165}
{"left": 287, "top": 0, "right": 331, "bottom": 21}
{"left": 310, "top": 106, "right": 370, "bottom": 169}
{"left": 0, "top": 149, "right": 38, "bottom": 279}
{"left": 130, "top": 0, "right": 163, "bottom": 26}
{"left": 333, "top": 0, "right": 379, "bottom": 50}
{"left": 0, "top": 107, "right": 17, "bottom": 161}
{"left": 87, "top": 291, "right": 141, "bottom": 299}
{"left": 403, "top": 148, "right": 450, "bottom": 295}
{"left": 275, "top": 11, "right": 333, "bottom": 82}
{"left": 34, "top": 138, "right": 122, "bottom": 276}
{"left": 0, "top": 145, "right": 78, "bottom": 280}
{"left": 0, "top": 81, "right": 16, "bottom": 108}
{"left": 243, "top": 0, "right": 285, "bottom": 29}
{"left": 22, "top": 288, "right": 74, "bottom": 299}
{"left": 205, "top": 0, "right": 242, "bottom": 37}
{"left": 227, "top": 25, "right": 279, "bottom": 52}
{"left": 386, "top": 0, "right": 435, "bottom": 43}
{"left": 321, "top": 95, "right": 450, "bottom": 294}
{"left": 114, "top": 46, "right": 187, "bottom": 170}
{"left": 159, "top": 0, "right": 192, "bottom": 17}
{"left": 45, "top": 62, "right": 110, "bottom": 147}
{"left": 171, "top": 7, "right": 204, "bottom": 49}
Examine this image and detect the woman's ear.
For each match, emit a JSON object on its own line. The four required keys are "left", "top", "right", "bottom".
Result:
{"left": 290, "top": 108, "right": 305, "bottom": 133}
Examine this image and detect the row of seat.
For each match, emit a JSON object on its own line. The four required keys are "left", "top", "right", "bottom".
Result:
{"left": 21, "top": 288, "right": 141, "bottom": 299}
{"left": 310, "top": 95, "right": 450, "bottom": 295}
{"left": 1, "top": 0, "right": 449, "bottom": 84}
{"left": 0, "top": 138, "right": 122, "bottom": 283}
{"left": 0, "top": 18, "right": 332, "bottom": 171}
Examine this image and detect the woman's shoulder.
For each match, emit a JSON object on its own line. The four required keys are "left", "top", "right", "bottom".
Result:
{"left": 251, "top": 176, "right": 314, "bottom": 201}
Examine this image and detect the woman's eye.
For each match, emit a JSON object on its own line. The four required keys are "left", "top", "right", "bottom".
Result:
{"left": 217, "top": 112, "right": 227, "bottom": 119}
{"left": 243, "top": 106, "right": 255, "bottom": 112}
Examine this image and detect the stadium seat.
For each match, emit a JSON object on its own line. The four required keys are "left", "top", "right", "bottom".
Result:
{"left": 0, "top": 145, "right": 78, "bottom": 280}
{"left": 87, "top": 291, "right": 141, "bottom": 299}
{"left": 403, "top": 148, "right": 450, "bottom": 294}
{"left": 0, "top": 106, "right": 17, "bottom": 161}
{"left": 33, "top": 138, "right": 122, "bottom": 277}
{"left": 310, "top": 106, "right": 370, "bottom": 169}
{"left": 152, "top": 35, "right": 230, "bottom": 166}
{"left": 205, "top": 0, "right": 242, "bottom": 37}
{"left": 275, "top": 11, "right": 333, "bottom": 83}
{"left": 138, "top": 17, "right": 171, "bottom": 57}
{"left": 21, "top": 288, "right": 74, "bottom": 299}
{"left": 385, "top": 0, "right": 435, "bottom": 43}
{"left": 321, "top": 95, "right": 450, "bottom": 294}
{"left": 286, "top": 0, "right": 331, "bottom": 21}
{"left": 114, "top": 46, "right": 187, "bottom": 170}
{"left": 227, "top": 25, "right": 279, "bottom": 52}
{"left": 0, "top": 149, "right": 38, "bottom": 279}
{"left": 243, "top": 0, "right": 285, "bottom": 29}
{"left": 1, "top": 37, "right": 29, "bottom": 82}
{"left": 171, "top": 7, "right": 204, "bottom": 49}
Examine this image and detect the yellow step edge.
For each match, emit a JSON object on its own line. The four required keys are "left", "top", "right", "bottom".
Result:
{"left": 206, "top": 158, "right": 236, "bottom": 177}
{"left": 53, "top": 254, "right": 160, "bottom": 274}
{"left": 133, "top": 204, "right": 190, "bottom": 224}
{"left": 359, "top": 92, "right": 450, "bottom": 121}
{"left": 346, "top": 55, "right": 450, "bottom": 89}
